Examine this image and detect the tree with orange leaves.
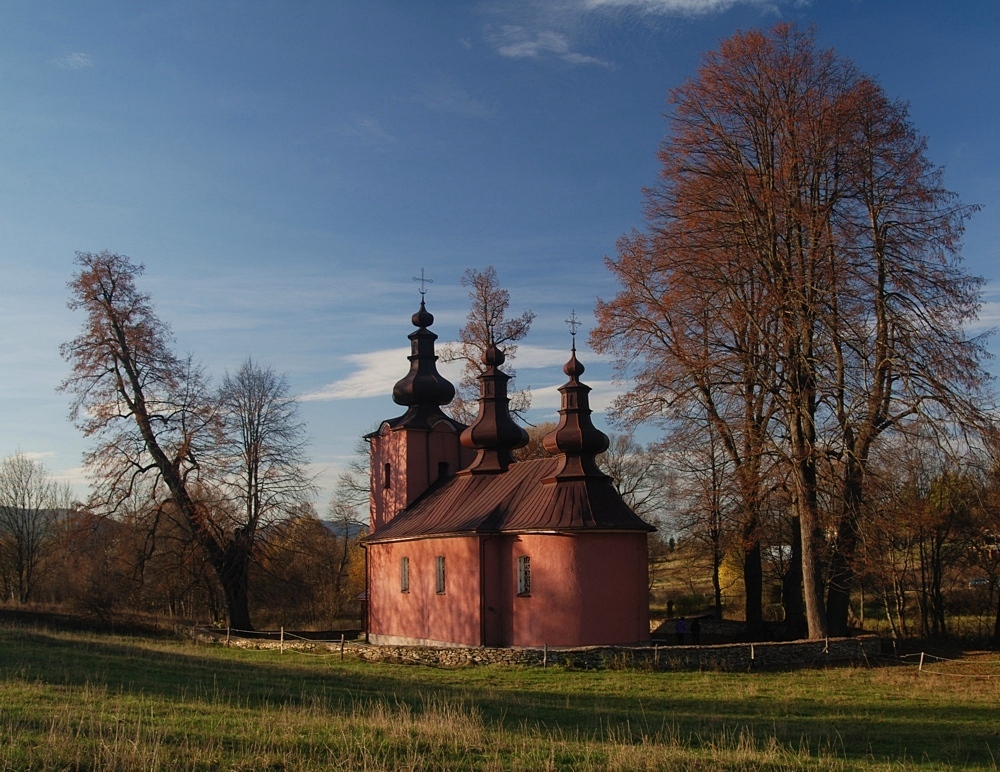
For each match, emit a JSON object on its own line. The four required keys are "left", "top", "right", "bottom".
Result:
{"left": 593, "top": 24, "right": 990, "bottom": 639}
{"left": 60, "top": 251, "right": 264, "bottom": 630}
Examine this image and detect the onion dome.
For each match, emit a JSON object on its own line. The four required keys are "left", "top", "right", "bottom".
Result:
{"left": 389, "top": 299, "right": 458, "bottom": 428}
{"left": 460, "top": 344, "right": 529, "bottom": 473}
{"left": 542, "top": 346, "right": 610, "bottom": 481}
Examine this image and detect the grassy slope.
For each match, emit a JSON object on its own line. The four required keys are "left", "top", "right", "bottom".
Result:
{"left": 1, "top": 625, "right": 998, "bottom": 770}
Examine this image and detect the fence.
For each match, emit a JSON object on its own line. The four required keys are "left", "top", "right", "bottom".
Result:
{"left": 188, "top": 626, "right": 883, "bottom": 671}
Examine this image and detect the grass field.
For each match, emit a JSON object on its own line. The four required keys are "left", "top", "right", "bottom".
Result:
{"left": 1, "top": 624, "right": 998, "bottom": 770}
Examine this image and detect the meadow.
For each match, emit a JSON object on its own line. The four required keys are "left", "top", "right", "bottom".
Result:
{"left": 0, "top": 623, "right": 998, "bottom": 770}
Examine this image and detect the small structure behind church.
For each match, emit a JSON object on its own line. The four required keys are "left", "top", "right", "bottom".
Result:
{"left": 365, "top": 298, "right": 655, "bottom": 648}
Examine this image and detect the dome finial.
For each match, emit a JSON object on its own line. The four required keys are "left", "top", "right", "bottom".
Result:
{"left": 391, "top": 295, "right": 458, "bottom": 427}
{"left": 542, "top": 341, "right": 609, "bottom": 482}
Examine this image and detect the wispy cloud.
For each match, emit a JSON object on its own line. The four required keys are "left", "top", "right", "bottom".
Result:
{"left": 20, "top": 450, "right": 56, "bottom": 461}
{"left": 341, "top": 114, "right": 396, "bottom": 148}
{"left": 300, "top": 348, "right": 410, "bottom": 401}
{"left": 411, "top": 79, "right": 494, "bottom": 118}
{"left": 969, "top": 299, "right": 1000, "bottom": 334}
{"left": 301, "top": 343, "right": 584, "bottom": 403}
{"left": 530, "top": 379, "right": 622, "bottom": 413}
{"left": 505, "top": 343, "right": 577, "bottom": 369}
{"left": 483, "top": 0, "right": 790, "bottom": 65}
{"left": 582, "top": 0, "right": 779, "bottom": 15}
{"left": 489, "top": 25, "right": 612, "bottom": 67}
{"left": 54, "top": 52, "right": 93, "bottom": 69}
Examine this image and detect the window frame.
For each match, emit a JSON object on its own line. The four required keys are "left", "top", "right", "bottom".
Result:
{"left": 400, "top": 556, "right": 410, "bottom": 593}
{"left": 435, "top": 555, "right": 446, "bottom": 595}
{"left": 517, "top": 555, "right": 531, "bottom": 597}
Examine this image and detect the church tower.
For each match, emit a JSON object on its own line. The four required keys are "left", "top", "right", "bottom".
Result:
{"left": 368, "top": 298, "right": 471, "bottom": 533}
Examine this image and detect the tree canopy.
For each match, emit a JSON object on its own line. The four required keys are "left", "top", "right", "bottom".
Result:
{"left": 593, "top": 24, "right": 993, "bottom": 639}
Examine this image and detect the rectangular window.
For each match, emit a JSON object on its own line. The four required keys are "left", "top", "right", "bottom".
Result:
{"left": 436, "top": 555, "right": 446, "bottom": 595}
{"left": 400, "top": 556, "right": 410, "bottom": 593}
{"left": 517, "top": 555, "right": 531, "bottom": 596}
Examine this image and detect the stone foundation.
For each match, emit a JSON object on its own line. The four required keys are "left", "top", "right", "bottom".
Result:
{"left": 190, "top": 628, "right": 882, "bottom": 671}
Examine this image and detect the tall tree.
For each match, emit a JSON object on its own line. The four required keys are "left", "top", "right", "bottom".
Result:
{"left": 61, "top": 251, "right": 249, "bottom": 629}
{"left": 440, "top": 266, "right": 535, "bottom": 423}
{"left": 593, "top": 24, "right": 990, "bottom": 639}
{"left": 212, "top": 358, "right": 314, "bottom": 627}
{"left": 0, "top": 453, "right": 71, "bottom": 603}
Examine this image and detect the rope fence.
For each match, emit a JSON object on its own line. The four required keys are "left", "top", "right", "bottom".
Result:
{"left": 896, "top": 651, "right": 1000, "bottom": 679}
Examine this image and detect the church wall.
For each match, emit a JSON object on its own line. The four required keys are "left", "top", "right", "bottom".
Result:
{"left": 506, "top": 532, "right": 650, "bottom": 647}
{"left": 481, "top": 535, "right": 514, "bottom": 646}
{"left": 369, "top": 424, "right": 471, "bottom": 534}
{"left": 367, "top": 536, "right": 482, "bottom": 647}
{"left": 368, "top": 429, "right": 405, "bottom": 533}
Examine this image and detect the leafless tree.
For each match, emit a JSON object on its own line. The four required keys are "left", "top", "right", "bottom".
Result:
{"left": 440, "top": 266, "right": 535, "bottom": 423}
{"left": 61, "top": 252, "right": 248, "bottom": 629}
{"left": 0, "top": 453, "right": 72, "bottom": 603}
{"left": 211, "top": 358, "right": 315, "bottom": 625}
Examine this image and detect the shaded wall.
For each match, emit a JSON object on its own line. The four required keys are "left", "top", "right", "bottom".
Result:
{"left": 368, "top": 536, "right": 481, "bottom": 647}
{"left": 482, "top": 532, "right": 650, "bottom": 647}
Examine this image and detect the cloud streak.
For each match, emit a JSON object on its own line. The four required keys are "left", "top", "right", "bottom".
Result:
{"left": 483, "top": 0, "right": 789, "bottom": 65}
{"left": 489, "top": 25, "right": 612, "bottom": 66}
{"left": 582, "top": 0, "right": 779, "bottom": 15}
{"left": 54, "top": 52, "right": 93, "bottom": 69}
{"left": 301, "top": 343, "right": 594, "bottom": 403}
{"left": 411, "top": 79, "right": 494, "bottom": 118}
{"left": 341, "top": 114, "right": 396, "bottom": 148}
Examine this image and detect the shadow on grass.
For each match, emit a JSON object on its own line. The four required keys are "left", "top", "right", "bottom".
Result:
{"left": 2, "top": 623, "right": 998, "bottom": 768}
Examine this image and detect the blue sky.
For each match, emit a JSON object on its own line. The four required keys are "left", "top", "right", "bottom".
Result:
{"left": 2, "top": 0, "right": 998, "bottom": 509}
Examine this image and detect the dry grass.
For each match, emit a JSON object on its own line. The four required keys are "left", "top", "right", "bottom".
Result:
{"left": 1, "top": 623, "right": 998, "bottom": 770}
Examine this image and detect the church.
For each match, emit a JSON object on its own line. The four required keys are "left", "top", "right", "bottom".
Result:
{"left": 364, "top": 297, "right": 655, "bottom": 648}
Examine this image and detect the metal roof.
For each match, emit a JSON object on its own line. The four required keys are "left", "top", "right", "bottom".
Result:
{"left": 366, "top": 457, "right": 656, "bottom": 543}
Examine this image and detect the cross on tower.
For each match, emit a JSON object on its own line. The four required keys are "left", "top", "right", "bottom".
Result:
{"left": 413, "top": 268, "right": 433, "bottom": 296}
{"left": 565, "top": 309, "right": 581, "bottom": 351}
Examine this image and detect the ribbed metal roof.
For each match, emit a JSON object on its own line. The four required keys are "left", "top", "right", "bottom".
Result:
{"left": 367, "top": 457, "right": 656, "bottom": 542}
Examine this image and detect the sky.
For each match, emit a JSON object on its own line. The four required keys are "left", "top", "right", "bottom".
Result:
{"left": 2, "top": 0, "right": 998, "bottom": 510}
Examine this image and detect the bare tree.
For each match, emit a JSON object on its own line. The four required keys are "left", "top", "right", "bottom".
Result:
{"left": 60, "top": 251, "right": 247, "bottom": 629}
{"left": 440, "top": 266, "right": 535, "bottom": 423}
{"left": 599, "top": 434, "right": 671, "bottom": 524}
{"left": 0, "top": 453, "right": 72, "bottom": 603}
{"left": 211, "top": 358, "right": 315, "bottom": 625}
{"left": 325, "top": 437, "right": 371, "bottom": 608}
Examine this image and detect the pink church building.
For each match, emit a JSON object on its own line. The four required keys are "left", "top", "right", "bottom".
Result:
{"left": 364, "top": 299, "right": 654, "bottom": 648}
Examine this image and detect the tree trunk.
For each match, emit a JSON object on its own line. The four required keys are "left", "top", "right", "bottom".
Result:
{"left": 827, "top": 460, "right": 864, "bottom": 636}
{"left": 220, "top": 538, "right": 253, "bottom": 632}
{"left": 743, "top": 540, "right": 763, "bottom": 636}
{"left": 782, "top": 516, "right": 806, "bottom": 639}
{"left": 712, "top": 538, "right": 724, "bottom": 621}
{"left": 792, "top": 403, "right": 827, "bottom": 639}
{"left": 993, "top": 590, "right": 1000, "bottom": 645}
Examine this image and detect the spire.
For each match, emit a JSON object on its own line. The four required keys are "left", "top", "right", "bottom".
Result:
{"left": 389, "top": 298, "right": 458, "bottom": 428}
{"left": 459, "top": 344, "right": 528, "bottom": 474}
{"left": 542, "top": 341, "right": 610, "bottom": 482}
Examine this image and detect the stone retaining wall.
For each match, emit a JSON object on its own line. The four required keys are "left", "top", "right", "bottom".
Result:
{"left": 190, "top": 628, "right": 882, "bottom": 671}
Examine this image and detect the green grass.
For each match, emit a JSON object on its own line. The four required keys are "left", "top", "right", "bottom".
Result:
{"left": 1, "top": 624, "right": 998, "bottom": 769}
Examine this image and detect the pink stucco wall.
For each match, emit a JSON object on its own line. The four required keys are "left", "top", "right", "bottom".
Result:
{"left": 484, "top": 532, "right": 650, "bottom": 647}
{"left": 369, "top": 531, "right": 650, "bottom": 648}
{"left": 369, "top": 424, "right": 471, "bottom": 533}
{"left": 368, "top": 536, "right": 482, "bottom": 647}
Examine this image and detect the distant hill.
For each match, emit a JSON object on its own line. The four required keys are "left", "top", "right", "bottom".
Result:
{"left": 320, "top": 519, "right": 368, "bottom": 539}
